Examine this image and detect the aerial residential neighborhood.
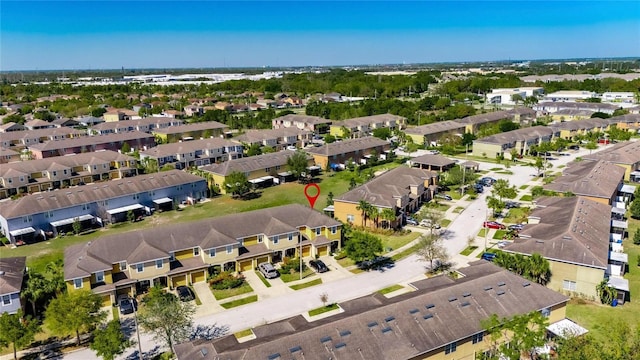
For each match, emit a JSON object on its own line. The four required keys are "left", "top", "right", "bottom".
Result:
{"left": 1, "top": 1, "right": 639, "bottom": 360}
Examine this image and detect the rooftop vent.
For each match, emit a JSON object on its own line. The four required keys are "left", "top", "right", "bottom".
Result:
{"left": 335, "top": 342, "right": 346, "bottom": 349}
{"left": 423, "top": 314, "right": 433, "bottom": 320}
{"left": 200, "top": 348, "right": 208, "bottom": 356}
{"left": 409, "top": 308, "right": 419, "bottom": 314}
{"left": 523, "top": 281, "right": 531, "bottom": 287}
{"left": 496, "top": 290, "right": 506, "bottom": 296}
{"left": 339, "top": 330, "right": 351, "bottom": 337}
{"left": 462, "top": 292, "right": 471, "bottom": 297}
{"left": 385, "top": 316, "right": 395, "bottom": 322}
{"left": 498, "top": 281, "right": 506, "bottom": 287}
{"left": 267, "top": 353, "right": 281, "bottom": 360}
{"left": 448, "top": 296, "right": 457, "bottom": 302}
{"left": 381, "top": 327, "right": 393, "bottom": 334}
{"left": 320, "top": 336, "right": 332, "bottom": 344}
{"left": 289, "top": 346, "right": 302, "bottom": 353}
{"left": 367, "top": 321, "right": 378, "bottom": 328}
{"left": 484, "top": 286, "right": 493, "bottom": 291}
{"left": 426, "top": 303, "right": 435, "bottom": 309}
{"left": 460, "top": 301, "right": 471, "bottom": 307}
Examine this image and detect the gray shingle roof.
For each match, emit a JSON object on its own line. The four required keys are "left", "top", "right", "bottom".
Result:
{"left": 475, "top": 126, "right": 555, "bottom": 146}
{"left": 200, "top": 150, "right": 309, "bottom": 176}
{"left": 0, "top": 257, "right": 26, "bottom": 295}
{"left": 140, "top": 138, "right": 241, "bottom": 158}
{"left": 410, "top": 154, "right": 456, "bottom": 167}
{"left": 28, "top": 131, "right": 154, "bottom": 151}
{"left": 64, "top": 204, "right": 340, "bottom": 280}
{"left": 0, "top": 170, "right": 203, "bottom": 219}
{"left": 404, "top": 120, "right": 466, "bottom": 136}
{"left": 336, "top": 166, "right": 437, "bottom": 208}
{"left": 174, "top": 261, "right": 569, "bottom": 360}
{"left": 272, "top": 114, "right": 332, "bottom": 126}
{"left": 503, "top": 196, "right": 611, "bottom": 268}
{"left": 151, "top": 121, "right": 228, "bottom": 135}
{"left": 583, "top": 141, "right": 640, "bottom": 166}
{"left": 235, "top": 128, "right": 311, "bottom": 143}
{"left": 90, "top": 117, "right": 183, "bottom": 131}
{"left": 332, "top": 114, "right": 404, "bottom": 127}
{"left": 544, "top": 160, "right": 625, "bottom": 200}
{"left": 1, "top": 127, "right": 84, "bottom": 142}
{"left": 305, "top": 137, "right": 390, "bottom": 157}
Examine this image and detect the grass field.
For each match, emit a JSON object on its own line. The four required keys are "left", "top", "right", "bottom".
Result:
{"left": 308, "top": 303, "right": 339, "bottom": 316}
{"left": 255, "top": 271, "right": 272, "bottom": 288}
{"left": 504, "top": 207, "right": 530, "bottom": 224}
{"left": 477, "top": 229, "right": 487, "bottom": 238}
{"left": 519, "top": 185, "right": 529, "bottom": 190}
{"left": 460, "top": 246, "right": 478, "bottom": 256}
{"left": 379, "top": 231, "right": 420, "bottom": 252}
{"left": 441, "top": 219, "right": 451, "bottom": 227}
{"left": 234, "top": 329, "right": 254, "bottom": 339}
{"left": 279, "top": 268, "right": 315, "bottom": 283}
{"left": 453, "top": 206, "right": 465, "bottom": 213}
{"left": 377, "top": 284, "right": 404, "bottom": 295}
{"left": 520, "top": 194, "right": 533, "bottom": 202}
{"left": 220, "top": 295, "right": 258, "bottom": 309}
{"left": 212, "top": 282, "right": 254, "bottom": 300}
{"left": 290, "top": 278, "right": 322, "bottom": 290}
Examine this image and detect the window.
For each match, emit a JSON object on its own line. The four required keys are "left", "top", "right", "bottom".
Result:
{"left": 347, "top": 214, "right": 355, "bottom": 223}
{"left": 193, "top": 247, "right": 200, "bottom": 256}
{"left": 23, "top": 215, "right": 32, "bottom": 223}
{"left": 444, "top": 342, "right": 457, "bottom": 354}
{"left": 331, "top": 226, "right": 337, "bottom": 234}
{"left": 82, "top": 203, "right": 89, "bottom": 211}
{"left": 541, "top": 307, "right": 551, "bottom": 317}
{"left": 315, "top": 227, "right": 321, "bottom": 235}
{"left": 45, "top": 211, "right": 54, "bottom": 218}
{"left": 156, "top": 259, "right": 163, "bottom": 269}
{"left": 52, "top": 171, "right": 57, "bottom": 177}
{"left": 265, "top": 167, "right": 271, "bottom": 172}
{"left": 258, "top": 235, "right": 263, "bottom": 243}
{"left": 209, "top": 248, "right": 216, "bottom": 257}
{"left": 563, "top": 280, "right": 577, "bottom": 291}
{"left": 2, "top": 295, "right": 11, "bottom": 305}
{"left": 133, "top": 193, "right": 139, "bottom": 200}
{"left": 275, "top": 165, "right": 281, "bottom": 171}
{"left": 169, "top": 252, "right": 175, "bottom": 261}
{"left": 95, "top": 271, "right": 104, "bottom": 283}
{"left": 63, "top": 169, "right": 68, "bottom": 175}
{"left": 272, "top": 236, "right": 278, "bottom": 244}
{"left": 120, "top": 262, "right": 127, "bottom": 271}
{"left": 136, "top": 263, "right": 144, "bottom": 273}
{"left": 472, "top": 332, "right": 484, "bottom": 344}
{"left": 74, "top": 278, "right": 83, "bottom": 289}
{"left": 226, "top": 245, "right": 233, "bottom": 254}
{"left": 288, "top": 233, "right": 293, "bottom": 241}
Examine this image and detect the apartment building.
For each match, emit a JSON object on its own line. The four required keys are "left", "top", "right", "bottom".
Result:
{"left": 235, "top": 128, "right": 313, "bottom": 151}
{"left": 271, "top": 114, "right": 332, "bottom": 133}
{"left": 404, "top": 120, "right": 466, "bottom": 146}
{"left": 0, "top": 128, "right": 86, "bottom": 149}
{"left": 472, "top": 127, "right": 557, "bottom": 159}
{"left": 544, "top": 160, "right": 626, "bottom": 205}
{"left": 305, "top": 137, "right": 391, "bottom": 169}
{"left": 140, "top": 138, "right": 243, "bottom": 169}
{"left": 27, "top": 131, "right": 156, "bottom": 159}
{"left": 0, "top": 257, "right": 26, "bottom": 315}
{"left": 329, "top": 114, "right": 405, "bottom": 138}
{"left": 90, "top": 117, "right": 184, "bottom": 135}
{"left": 152, "top": 122, "right": 229, "bottom": 143}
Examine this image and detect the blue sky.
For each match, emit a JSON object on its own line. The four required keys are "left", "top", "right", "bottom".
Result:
{"left": 1, "top": 1, "right": 639, "bottom": 70}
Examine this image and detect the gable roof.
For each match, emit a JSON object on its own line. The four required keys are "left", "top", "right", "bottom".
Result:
{"left": 0, "top": 257, "right": 26, "bottom": 295}
{"left": 404, "top": 120, "right": 466, "bottom": 136}
{"left": 64, "top": 204, "right": 340, "bottom": 280}
{"left": 152, "top": 121, "right": 228, "bottom": 135}
{"left": 90, "top": 117, "right": 183, "bottom": 132}
{"left": 411, "top": 154, "right": 456, "bottom": 168}
{"left": 306, "top": 137, "right": 390, "bottom": 157}
{"left": 475, "top": 126, "right": 555, "bottom": 146}
{"left": 200, "top": 150, "right": 309, "bottom": 176}
{"left": 272, "top": 114, "right": 332, "bottom": 126}
{"left": 544, "top": 160, "right": 625, "bottom": 200}
{"left": 174, "top": 261, "right": 568, "bottom": 360}
{"left": 0, "top": 170, "right": 204, "bottom": 219}
{"left": 503, "top": 196, "right": 611, "bottom": 268}
{"left": 1, "top": 127, "right": 84, "bottom": 142}
{"left": 28, "top": 131, "right": 154, "bottom": 151}
{"left": 336, "top": 166, "right": 437, "bottom": 208}
{"left": 332, "top": 114, "right": 404, "bottom": 127}
{"left": 235, "top": 128, "right": 311, "bottom": 143}
{"left": 582, "top": 141, "right": 640, "bottom": 166}
{"left": 140, "top": 138, "right": 242, "bottom": 158}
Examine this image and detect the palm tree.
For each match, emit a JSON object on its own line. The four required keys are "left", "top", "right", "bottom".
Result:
{"left": 23, "top": 270, "right": 48, "bottom": 316}
{"left": 356, "top": 200, "right": 372, "bottom": 227}
{"left": 527, "top": 253, "right": 551, "bottom": 285}
{"left": 380, "top": 208, "right": 397, "bottom": 229}
{"left": 366, "top": 206, "right": 380, "bottom": 228}
{"left": 596, "top": 280, "right": 617, "bottom": 305}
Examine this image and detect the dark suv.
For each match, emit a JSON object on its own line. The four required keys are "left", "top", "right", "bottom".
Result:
{"left": 309, "top": 259, "right": 329, "bottom": 273}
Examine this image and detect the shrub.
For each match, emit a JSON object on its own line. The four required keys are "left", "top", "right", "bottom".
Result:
{"left": 334, "top": 251, "right": 348, "bottom": 260}
{"left": 634, "top": 229, "right": 640, "bottom": 246}
{"left": 279, "top": 257, "right": 307, "bottom": 274}
{"left": 209, "top": 271, "right": 245, "bottom": 290}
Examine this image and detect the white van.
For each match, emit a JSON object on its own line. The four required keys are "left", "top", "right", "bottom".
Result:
{"left": 258, "top": 263, "right": 279, "bottom": 279}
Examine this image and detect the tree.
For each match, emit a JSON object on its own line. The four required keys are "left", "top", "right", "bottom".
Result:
{"left": 319, "top": 292, "right": 329, "bottom": 307}
{"left": 461, "top": 132, "right": 475, "bottom": 148}
{"left": 344, "top": 231, "right": 383, "bottom": 262}
{"left": 325, "top": 192, "right": 334, "bottom": 208}
{"left": 438, "top": 133, "right": 461, "bottom": 155}
{"left": 531, "top": 156, "right": 545, "bottom": 177}
{"left": 45, "top": 290, "right": 106, "bottom": 345}
{"left": 596, "top": 279, "right": 617, "bottom": 305}
{"left": 486, "top": 196, "right": 505, "bottom": 217}
{"left": 2, "top": 114, "right": 25, "bottom": 125}
{"left": 245, "top": 143, "right": 262, "bottom": 156}
{"left": 339, "top": 126, "right": 351, "bottom": 139}
{"left": 527, "top": 253, "right": 551, "bottom": 285}
{"left": 120, "top": 142, "right": 131, "bottom": 154}
{"left": 356, "top": 200, "right": 372, "bottom": 227}
{"left": 417, "top": 205, "right": 444, "bottom": 235}
{"left": 138, "top": 289, "right": 195, "bottom": 353}
{"left": 629, "top": 199, "right": 640, "bottom": 220}
{"left": 91, "top": 107, "right": 107, "bottom": 117}
{"left": 584, "top": 141, "right": 598, "bottom": 154}
{"left": 126, "top": 210, "right": 135, "bottom": 223}
{"left": 492, "top": 179, "right": 517, "bottom": 203}
{"left": 72, "top": 217, "right": 82, "bottom": 235}
{"left": 511, "top": 93, "right": 524, "bottom": 107}
{"left": 286, "top": 150, "right": 310, "bottom": 182}
{"left": 380, "top": 208, "right": 397, "bottom": 229}
{"left": 0, "top": 311, "right": 40, "bottom": 360}
{"left": 22, "top": 270, "right": 50, "bottom": 317}
{"left": 372, "top": 127, "right": 391, "bottom": 140}
{"left": 223, "top": 171, "right": 251, "bottom": 198}
{"left": 633, "top": 228, "right": 640, "bottom": 245}
{"left": 90, "top": 320, "right": 130, "bottom": 360}
{"left": 323, "top": 134, "right": 336, "bottom": 143}
{"left": 482, "top": 311, "right": 549, "bottom": 360}
{"left": 417, "top": 233, "right": 448, "bottom": 272}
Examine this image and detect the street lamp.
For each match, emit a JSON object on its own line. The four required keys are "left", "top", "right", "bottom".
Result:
{"left": 484, "top": 208, "right": 489, "bottom": 252}
{"left": 133, "top": 303, "right": 143, "bottom": 360}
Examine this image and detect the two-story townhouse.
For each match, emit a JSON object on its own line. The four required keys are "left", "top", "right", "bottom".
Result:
{"left": 175, "top": 261, "right": 571, "bottom": 360}
{"left": 139, "top": 138, "right": 243, "bottom": 169}
{"left": 235, "top": 128, "right": 312, "bottom": 151}
{"left": 334, "top": 166, "right": 439, "bottom": 228}
{"left": 472, "top": 127, "right": 557, "bottom": 159}
{"left": 544, "top": 160, "right": 626, "bottom": 205}
{"left": 0, "top": 122, "right": 26, "bottom": 133}
{"left": 533, "top": 101, "right": 620, "bottom": 116}
{"left": 0, "top": 148, "right": 20, "bottom": 164}
{"left": 200, "top": 150, "right": 315, "bottom": 193}
{"left": 0, "top": 170, "right": 207, "bottom": 245}
{"left": 329, "top": 114, "right": 405, "bottom": 138}
{"left": 582, "top": 141, "right": 640, "bottom": 181}
{"left": 64, "top": 204, "right": 341, "bottom": 307}
{"left": 103, "top": 108, "right": 137, "bottom": 122}
{"left": 24, "top": 119, "right": 56, "bottom": 130}
{"left": 271, "top": 114, "right": 332, "bottom": 133}
{"left": 305, "top": 137, "right": 391, "bottom": 169}
{"left": 90, "top": 117, "right": 184, "bottom": 135}
{"left": 404, "top": 120, "right": 467, "bottom": 146}
{"left": 152, "top": 122, "right": 229, "bottom": 143}
{"left": 0, "top": 128, "right": 86, "bottom": 149}
{"left": 27, "top": 131, "right": 156, "bottom": 159}
{"left": 455, "top": 110, "right": 518, "bottom": 134}
{"left": 0, "top": 257, "right": 26, "bottom": 315}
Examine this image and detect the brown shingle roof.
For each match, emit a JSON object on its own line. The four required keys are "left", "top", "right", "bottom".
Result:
{"left": 139, "top": 138, "right": 241, "bottom": 158}
{"left": 200, "top": 150, "right": 308, "bottom": 176}
{"left": 28, "top": 131, "right": 154, "bottom": 151}
{"left": 152, "top": 121, "right": 228, "bottom": 135}
{"left": 503, "top": 196, "right": 611, "bottom": 268}
{"left": 235, "top": 128, "right": 310, "bottom": 144}
{"left": 305, "top": 137, "right": 390, "bottom": 157}
{"left": 582, "top": 141, "right": 640, "bottom": 166}
{"left": 1, "top": 127, "right": 84, "bottom": 142}
{"left": 272, "top": 114, "right": 332, "bottom": 126}
{"left": 174, "top": 261, "right": 569, "bottom": 360}
{"left": 0, "top": 257, "right": 26, "bottom": 295}
{"left": 411, "top": 154, "right": 456, "bottom": 167}
{"left": 544, "top": 160, "right": 625, "bottom": 200}
{"left": 404, "top": 120, "right": 465, "bottom": 136}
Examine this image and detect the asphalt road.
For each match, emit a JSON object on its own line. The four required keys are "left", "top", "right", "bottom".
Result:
{"left": 60, "top": 143, "right": 615, "bottom": 360}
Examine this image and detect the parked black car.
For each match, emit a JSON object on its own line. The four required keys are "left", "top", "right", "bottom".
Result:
{"left": 568, "top": 145, "right": 580, "bottom": 150}
{"left": 176, "top": 285, "right": 195, "bottom": 302}
{"left": 436, "top": 193, "right": 453, "bottom": 201}
{"left": 309, "top": 259, "right": 329, "bottom": 273}
{"left": 473, "top": 184, "right": 484, "bottom": 193}
{"left": 118, "top": 296, "right": 137, "bottom": 315}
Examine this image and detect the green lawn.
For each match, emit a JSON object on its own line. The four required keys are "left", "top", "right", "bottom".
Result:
{"left": 391, "top": 243, "right": 421, "bottom": 261}
{"left": 279, "top": 268, "right": 315, "bottom": 283}
{"left": 453, "top": 206, "right": 465, "bottom": 213}
{"left": 489, "top": 167, "right": 504, "bottom": 171}
{"left": 255, "top": 271, "right": 272, "bottom": 288}
{"left": 503, "top": 207, "right": 530, "bottom": 224}
{"left": 289, "top": 278, "right": 323, "bottom": 290}
{"left": 336, "top": 256, "right": 355, "bottom": 268}
{"left": 520, "top": 194, "right": 533, "bottom": 202}
{"left": 428, "top": 203, "right": 451, "bottom": 212}
{"left": 234, "top": 329, "right": 254, "bottom": 339}
{"left": 460, "top": 246, "right": 478, "bottom": 256}
{"left": 441, "top": 219, "right": 451, "bottom": 227}
{"left": 519, "top": 185, "right": 529, "bottom": 190}
{"left": 2, "top": 162, "right": 400, "bottom": 270}
{"left": 212, "top": 282, "right": 254, "bottom": 300}
{"left": 477, "top": 229, "right": 487, "bottom": 238}
{"left": 493, "top": 229, "right": 508, "bottom": 240}
{"left": 566, "top": 218, "right": 640, "bottom": 342}
{"left": 308, "top": 303, "right": 339, "bottom": 316}
{"left": 189, "top": 285, "right": 202, "bottom": 305}
{"left": 220, "top": 295, "right": 258, "bottom": 309}
{"left": 379, "top": 231, "right": 421, "bottom": 253}
{"left": 377, "top": 284, "right": 404, "bottom": 295}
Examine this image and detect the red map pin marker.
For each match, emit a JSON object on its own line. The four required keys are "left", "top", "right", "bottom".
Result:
{"left": 304, "top": 183, "right": 320, "bottom": 209}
